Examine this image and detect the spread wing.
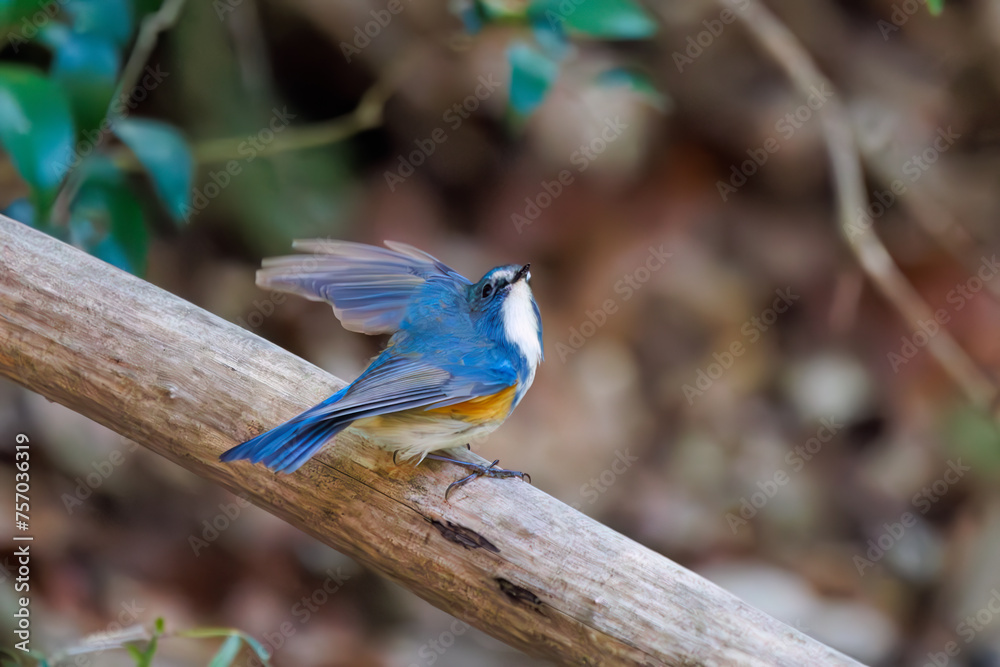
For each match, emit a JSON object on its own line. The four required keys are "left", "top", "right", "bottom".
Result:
{"left": 256, "top": 240, "right": 471, "bottom": 335}
{"left": 312, "top": 351, "right": 516, "bottom": 421}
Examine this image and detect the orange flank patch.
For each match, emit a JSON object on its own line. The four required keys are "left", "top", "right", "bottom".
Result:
{"left": 427, "top": 384, "right": 517, "bottom": 422}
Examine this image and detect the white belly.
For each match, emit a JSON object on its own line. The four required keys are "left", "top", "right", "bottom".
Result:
{"left": 348, "top": 414, "right": 502, "bottom": 462}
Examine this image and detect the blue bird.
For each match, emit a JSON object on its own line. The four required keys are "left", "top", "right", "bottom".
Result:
{"left": 220, "top": 240, "right": 543, "bottom": 497}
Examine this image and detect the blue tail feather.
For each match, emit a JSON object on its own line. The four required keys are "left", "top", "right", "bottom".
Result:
{"left": 221, "top": 389, "right": 353, "bottom": 473}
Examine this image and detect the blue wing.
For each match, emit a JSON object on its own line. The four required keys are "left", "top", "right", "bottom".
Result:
{"left": 220, "top": 349, "right": 516, "bottom": 473}
{"left": 255, "top": 240, "right": 471, "bottom": 335}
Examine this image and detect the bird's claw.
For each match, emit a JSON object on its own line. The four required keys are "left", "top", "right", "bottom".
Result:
{"left": 443, "top": 459, "right": 531, "bottom": 500}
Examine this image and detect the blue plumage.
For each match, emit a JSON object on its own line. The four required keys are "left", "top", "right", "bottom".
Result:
{"left": 220, "top": 241, "right": 543, "bottom": 478}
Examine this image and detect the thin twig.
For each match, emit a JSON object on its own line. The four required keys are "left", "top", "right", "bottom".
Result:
{"left": 110, "top": 45, "right": 414, "bottom": 170}
{"left": 50, "top": 0, "right": 187, "bottom": 227}
{"left": 191, "top": 67, "right": 397, "bottom": 164}
{"left": 109, "top": 0, "right": 188, "bottom": 117}
{"left": 733, "top": 0, "right": 999, "bottom": 411}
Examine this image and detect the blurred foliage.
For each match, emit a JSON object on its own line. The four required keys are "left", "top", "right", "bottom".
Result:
{"left": 0, "top": 0, "right": 664, "bottom": 271}
{"left": 0, "top": 0, "right": 191, "bottom": 275}
{"left": 0, "top": 617, "right": 272, "bottom": 667}
{"left": 463, "top": 0, "right": 659, "bottom": 115}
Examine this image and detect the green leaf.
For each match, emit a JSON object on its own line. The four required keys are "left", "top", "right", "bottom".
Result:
{"left": 114, "top": 118, "right": 193, "bottom": 224}
{"left": 0, "top": 0, "right": 44, "bottom": 42}
{"left": 88, "top": 233, "right": 134, "bottom": 270}
{"left": 529, "top": 10, "right": 570, "bottom": 58}
{"left": 240, "top": 635, "right": 271, "bottom": 662}
{"left": 0, "top": 64, "right": 75, "bottom": 214}
{"left": 63, "top": 0, "right": 133, "bottom": 46}
{"left": 927, "top": 0, "right": 943, "bottom": 15}
{"left": 139, "top": 637, "right": 158, "bottom": 667}
{"left": 530, "top": 0, "right": 656, "bottom": 39}
{"left": 178, "top": 628, "right": 271, "bottom": 664}
{"left": 0, "top": 0, "right": 39, "bottom": 25}
{"left": 507, "top": 42, "right": 559, "bottom": 115}
{"left": 208, "top": 635, "right": 242, "bottom": 667}
{"left": 38, "top": 23, "right": 120, "bottom": 132}
{"left": 72, "top": 156, "right": 148, "bottom": 274}
{"left": 125, "top": 625, "right": 159, "bottom": 667}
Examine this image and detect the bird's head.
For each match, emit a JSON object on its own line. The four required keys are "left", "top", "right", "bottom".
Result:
{"left": 469, "top": 263, "right": 543, "bottom": 368}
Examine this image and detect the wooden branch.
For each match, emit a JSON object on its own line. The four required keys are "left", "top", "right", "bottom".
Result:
{"left": 0, "top": 216, "right": 862, "bottom": 666}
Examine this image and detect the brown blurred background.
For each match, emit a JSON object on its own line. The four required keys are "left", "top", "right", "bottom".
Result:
{"left": 5, "top": 0, "right": 1000, "bottom": 665}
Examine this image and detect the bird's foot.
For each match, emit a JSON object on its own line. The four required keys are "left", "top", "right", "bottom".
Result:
{"left": 422, "top": 453, "right": 531, "bottom": 500}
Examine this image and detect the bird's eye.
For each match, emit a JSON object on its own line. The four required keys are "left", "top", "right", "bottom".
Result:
{"left": 482, "top": 283, "right": 493, "bottom": 298}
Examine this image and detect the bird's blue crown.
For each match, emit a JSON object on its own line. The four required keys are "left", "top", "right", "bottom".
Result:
{"left": 468, "top": 264, "right": 544, "bottom": 374}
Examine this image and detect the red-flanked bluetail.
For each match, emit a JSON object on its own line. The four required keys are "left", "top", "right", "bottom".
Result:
{"left": 220, "top": 240, "right": 542, "bottom": 498}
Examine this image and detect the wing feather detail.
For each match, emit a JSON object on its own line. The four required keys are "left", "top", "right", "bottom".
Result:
{"left": 256, "top": 240, "right": 470, "bottom": 335}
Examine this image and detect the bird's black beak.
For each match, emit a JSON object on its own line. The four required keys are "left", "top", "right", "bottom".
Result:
{"left": 513, "top": 263, "right": 531, "bottom": 283}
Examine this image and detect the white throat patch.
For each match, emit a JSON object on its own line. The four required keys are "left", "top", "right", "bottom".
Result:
{"left": 501, "top": 280, "right": 542, "bottom": 370}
